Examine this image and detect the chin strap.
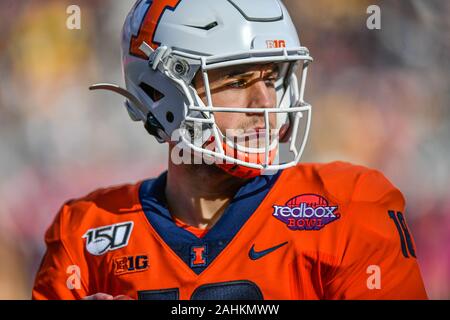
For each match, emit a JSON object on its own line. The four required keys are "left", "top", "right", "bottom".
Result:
{"left": 89, "top": 83, "right": 169, "bottom": 142}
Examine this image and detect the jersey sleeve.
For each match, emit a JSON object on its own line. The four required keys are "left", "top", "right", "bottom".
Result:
{"left": 32, "top": 203, "right": 89, "bottom": 300}
{"left": 324, "top": 170, "right": 428, "bottom": 299}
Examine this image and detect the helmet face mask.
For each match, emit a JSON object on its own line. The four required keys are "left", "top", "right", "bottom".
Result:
{"left": 92, "top": 0, "right": 314, "bottom": 178}
{"left": 147, "top": 46, "right": 312, "bottom": 177}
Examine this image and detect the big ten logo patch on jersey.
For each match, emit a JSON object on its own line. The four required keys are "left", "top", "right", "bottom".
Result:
{"left": 82, "top": 221, "right": 134, "bottom": 256}
{"left": 272, "top": 194, "right": 340, "bottom": 231}
{"left": 114, "top": 255, "right": 149, "bottom": 275}
{"left": 190, "top": 245, "right": 207, "bottom": 267}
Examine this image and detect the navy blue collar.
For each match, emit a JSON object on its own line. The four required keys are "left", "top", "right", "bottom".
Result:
{"left": 139, "top": 170, "right": 282, "bottom": 274}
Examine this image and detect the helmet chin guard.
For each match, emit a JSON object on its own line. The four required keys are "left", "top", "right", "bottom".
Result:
{"left": 91, "top": 0, "right": 314, "bottom": 178}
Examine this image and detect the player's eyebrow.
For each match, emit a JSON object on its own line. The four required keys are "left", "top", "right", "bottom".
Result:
{"left": 223, "top": 67, "right": 280, "bottom": 79}
{"left": 224, "top": 70, "right": 255, "bottom": 79}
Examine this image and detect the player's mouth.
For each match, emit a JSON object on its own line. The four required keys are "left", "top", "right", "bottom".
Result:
{"left": 225, "top": 127, "right": 279, "bottom": 154}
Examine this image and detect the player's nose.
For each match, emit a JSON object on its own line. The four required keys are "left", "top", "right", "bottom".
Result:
{"left": 247, "top": 80, "right": 274, "bottom": 111}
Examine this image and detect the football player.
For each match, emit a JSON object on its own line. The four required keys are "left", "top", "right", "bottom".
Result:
{"left": 33, "top": 0, "right": 427, "bottom": 300}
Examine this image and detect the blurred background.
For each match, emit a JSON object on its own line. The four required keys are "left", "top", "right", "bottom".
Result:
{"left": 0, "top": 0, "right": 448, "bottom": 299}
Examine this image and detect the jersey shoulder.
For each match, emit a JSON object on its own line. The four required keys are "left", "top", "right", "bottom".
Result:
{"left": 68, "top": 181, "right": 143, "bottom": 214}
{"left": 277, "top": 161, "right": 407, "bottom": 251}
{"left": 281, "top": 161, "right": 404, "bottom": 208}
{"left": 45, "top": 181, "right": 144, "bottom": 244}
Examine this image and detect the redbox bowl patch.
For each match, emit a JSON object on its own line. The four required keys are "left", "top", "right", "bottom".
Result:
{"left": 272, "top": 194, "right": 340, "bottom": 231}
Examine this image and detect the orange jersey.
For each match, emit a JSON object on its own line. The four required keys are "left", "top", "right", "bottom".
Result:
{"left": 32, "top": 161, "right": 427, "bottom": 300}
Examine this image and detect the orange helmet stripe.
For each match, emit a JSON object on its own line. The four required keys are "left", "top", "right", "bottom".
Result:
{"left": 130, "top": 0, "right": 182, "bottom": 59}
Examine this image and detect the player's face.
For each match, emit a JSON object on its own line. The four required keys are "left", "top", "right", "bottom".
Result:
{"left": 193, "top": 63, "right": 279, "bottom": 138}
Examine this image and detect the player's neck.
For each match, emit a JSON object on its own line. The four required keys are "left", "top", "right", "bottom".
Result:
{"left": 165, "top": 160, "right": 247, "bottom": 230}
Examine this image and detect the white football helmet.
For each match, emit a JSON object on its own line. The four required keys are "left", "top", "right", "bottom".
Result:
{"left": 91, "top": 0, "right": 313, "bottom": 179}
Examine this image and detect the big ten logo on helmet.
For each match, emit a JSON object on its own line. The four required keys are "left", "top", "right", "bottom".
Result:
{"left": 82, "top": 222, "right": 134, "bottom": 256}
{"left": 272, "top": 194, "right": 340, "bottom": 231}
{"left": 114, "top": 255, "right": 149, "bottom": 275}
{"left": 266, "top": 40, "right": 286, "bottom": 49}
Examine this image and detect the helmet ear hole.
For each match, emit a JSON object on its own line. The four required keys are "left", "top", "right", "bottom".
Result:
{"left": 166, "top": 112, "right": 175, "bottom": 123}
{"left": 139, "top": 82, "right": 165, "bottom": 102}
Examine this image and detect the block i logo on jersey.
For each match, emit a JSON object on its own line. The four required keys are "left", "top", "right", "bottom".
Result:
{"left": 272, "top": 194, "right": 340, "bottom": 231}
{"left": 190, "top": 245, "right": 207, "bottom": 268}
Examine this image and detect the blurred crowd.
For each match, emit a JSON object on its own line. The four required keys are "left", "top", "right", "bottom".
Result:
{"left": 0, "top": 0, "right": 448, "bottom": 299}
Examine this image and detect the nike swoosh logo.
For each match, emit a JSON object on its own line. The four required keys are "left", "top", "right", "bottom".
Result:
{"left": 248, "top": 241, "right": 288, "bottom": 260}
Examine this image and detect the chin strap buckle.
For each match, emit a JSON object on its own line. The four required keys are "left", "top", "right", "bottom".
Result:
{"left": 139, "top": 41, "right": 171, "bottom": 71}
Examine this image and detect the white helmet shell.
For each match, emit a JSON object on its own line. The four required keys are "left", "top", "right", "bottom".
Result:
{"left": 108, "top": 0, "right": 313, "bottom": 176}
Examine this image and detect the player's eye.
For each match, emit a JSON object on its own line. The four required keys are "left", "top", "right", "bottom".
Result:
{"left": 264, "top": 77, "right": 277, "bottom": 88}
{"left": 227, "top": 79, "right": 247, "bottom": 89}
